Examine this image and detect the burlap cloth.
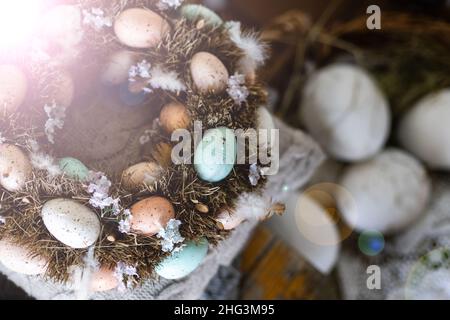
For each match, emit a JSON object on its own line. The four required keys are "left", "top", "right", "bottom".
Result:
{"left": 0, "top": 114, "right": 325, "bottom": 300}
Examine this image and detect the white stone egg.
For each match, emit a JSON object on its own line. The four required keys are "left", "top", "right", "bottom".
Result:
{"left": 0, "top": 238, "right": 47, "bottom": 275}
{"left": 398, "top": 89, "right": 450, "bottom": 170}
{"left": 0, "top": 144, "right": 32, "bottom": 192}
{"left": 101, "top": 50, "right": 137, "bottom": 85}
{"left": 42, "top": 5, "right": 83, "bottom": 50}
{"left": 337, "top": 149, "right": 431, "bottom": 234}
{"left": 0, "top": 65, "right": 28, "bottom": 113}
{"left": 300, "top": 63, "right": 391, "bottom": 162}
{"left": 42, "top": 198, "right": 101, "bottom": 249}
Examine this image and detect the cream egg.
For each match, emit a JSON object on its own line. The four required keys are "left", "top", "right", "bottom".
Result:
{"left": 42, "top": 5, "right": 83, "bottom": 50}
{"left": 0, "top": 144, "right": 32, "bottom": 192}
{"left": 121, "top": 162, "right": 162, "bottom": 191}
{"left": 300, "top": 63, "right": 390, "bottom": 162}
{"left": 101, "top": 50, "right": 138, "bottom": 85}
{"left": 190, "top": 52, "right": 229, "bottom": 94}
{"left": 337, "top": 149, "right": 431, "bottom": 234}
{"left": 42, "top": 198, "right": 101, "bottom": 249}
{"left": 114, "top": 8, "right": 170, "bottom": 49}
{"left": 160, "top": 102, "right": 191, "bottom": 134}
{"left": 0, "top": 65, "right": 28, "bottom": 113}
{"left": 0, "top": 238, "right": 47, "bottom": 275}
{"left": 90, "top": 267, "right": 118, "bottom": 292}
{"left": 398, "top": 89, "right": 450, "bottom": 170}
{"left": 130, "top": 196, "right": 175, "bottom": 236}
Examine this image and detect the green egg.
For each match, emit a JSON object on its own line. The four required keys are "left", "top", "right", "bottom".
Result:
{"left": 59, "top": 157, "right": 89, "bottom": 181}
{"left": 180, "top": 4, "right": 223, "bottom": 27}
{"left": 194, "top": 127, "right": 237, "bottom": 183}
{"left": 156, "top": 238, "right": 209, "bottom": 280}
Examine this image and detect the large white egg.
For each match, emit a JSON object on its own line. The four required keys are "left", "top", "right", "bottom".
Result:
{"left": 398, "top": 89, "right": 450, "bottom": 170}
{"left": 0, "top": 144, "right": 32, "bottom": 192}
{"left": 42, "top": 198, "right": 101, "bottom": 249}
{"left": 0, "top": 65, "right": 28, "bottom": 113}
{"left": 337, "top": 149, "right": 431, "bottom": 234}
{"left": 114, "top": 8, "right": 170, "bottom": 49}
{"left": 101, "top": 50, "right": 137, "bottom": 85}
{"left": 190, "top": 52, "right": 229, "bottom": 94}
{"left": 300, "top": 64, "right": 390, "bottom": 162}
{"left": 42, "top": 5, "right": 83, "bottom": 50}
{"left": 0, "top": 238, "right": 47, "bottom": 275}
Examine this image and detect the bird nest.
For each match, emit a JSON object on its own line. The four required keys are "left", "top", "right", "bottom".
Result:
{"left": 0, "top": 0, "right": 273, "bottom": 289}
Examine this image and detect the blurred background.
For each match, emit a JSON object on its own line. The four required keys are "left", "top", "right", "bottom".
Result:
{"left": 2, "top": 0, "right": 450, "bottom": 299}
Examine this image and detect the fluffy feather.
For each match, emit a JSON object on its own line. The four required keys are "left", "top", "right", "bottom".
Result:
{"left": 149, "top": 67, "right": 186, "bottom": 93}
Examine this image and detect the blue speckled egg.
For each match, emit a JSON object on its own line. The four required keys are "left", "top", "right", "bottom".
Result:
{"left": 156, "top": 238, "right": 209, "bottom": 280}
{"left": 59, "top": 157, "right": 89, "bottom": 181}
{"left": 194, "top": 127, "right": 236, "bottom": 183}
{"left": 181, "top": 4, "right": 223, "bottom": 26}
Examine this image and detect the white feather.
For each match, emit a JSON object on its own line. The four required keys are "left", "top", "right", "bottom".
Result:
{"left": 234, "top": 193, "right": 272, "bottom": 221}
{"left": 149, "top": 67, "right": 186, "bottom": 93}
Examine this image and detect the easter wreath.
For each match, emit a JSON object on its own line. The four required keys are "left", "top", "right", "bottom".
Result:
{"left": 0, "top": 0, "right": 280, "bottom": 292}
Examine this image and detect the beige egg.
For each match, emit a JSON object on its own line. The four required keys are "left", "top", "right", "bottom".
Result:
{"left": 101, "top": 50, "right": 138, "bottom": 85}
{"left": 160, "top": 102, "right": 191, "bottom": 134}
{"left": 0, "top": 144, "right": 32, "bottom": 192}
{"left": 52, "top": 70, "right": 75, "bottom": 107}
{"left": 114, "top": 8, "right": 170, "bottom": 49}
{"left": 130, "top": 196, "right": 175, "bottom": 236}
{"left": 216, "top": 210, "right": 246, "bottom": 230}
{"left": 122, "top": 162, "right": 162, "bottom": 191}
{"left": 0, "top": 238, "right": 47, "bottom": 275}
{"left": 42, "top": 5, "right": 83, "bottom": 50}
{"left": 190, "top": 52, "right": 229, "bottom": 94}
{"left": 0, "top": 65, "right": 28, "bottom": 113}
{"left": 90, "top": 267, "right": 118, "bottom": 292}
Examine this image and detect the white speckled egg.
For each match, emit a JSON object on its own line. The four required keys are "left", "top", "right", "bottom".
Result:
{"left": 0, "top": 238, "right": 47, "bottom": 275}
{"left": 0, "top": 144, "right": 32, "bottom": 192}
{"left": 0, "top": 65, "right": 28, "bottom": 113}
{"left": 300, "top": 64, "right": 391, "bottom": 162}
{"left": 156, "top": 238, "right": 209, "bottom": 279}
{"left": 114, "top": 8, "right": 170, "bottom": 49}
{"left": 337, "top": 149, "right": 431, "bottom": 234}
{"left": 42, "top": 198, "right": 101, "bottom": 249}
{"left": 190, "top": 52, "right": 229, "bottom": 94}
{"left": 42, "top": 5, "right": 83, "bottom": 49}
{"left": 121, "top": 162, "right": 162, "bottom": 191}
{"left": 181, "top": 4, "right": 223, "bottom": 26}
{"left": 398, "top": 89, "right": 450, "bottom": 170}
{"left": 90, "top": 267, "right": 118, "bottom": 292}
{"left": 101, "top": 50, "right": 138, "bottom": 85}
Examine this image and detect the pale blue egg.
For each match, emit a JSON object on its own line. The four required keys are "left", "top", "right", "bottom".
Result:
{"left": 194, "top": 127, "right": 236, "bottom": 183}
{"left": 59, "top": 157, "right": 89, "bottom": 181}
{"left": 181, "top": 4, "right": 223, "bottom": 27}
{"left": 156, "top": 238, "right": 209, "bottom": 280}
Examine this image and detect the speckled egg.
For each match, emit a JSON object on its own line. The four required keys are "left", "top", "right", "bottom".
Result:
{"left": 0, "top": 65, "right": 28, "bottom": 113}
{"left": 194, "top": 127, "right": 236, "bottom": 183}
{"left": 90, "top": 267, "right": 118, "bottom": 292}
{"left": 337, "top": 149, "right": 431, "bottom": 234}
{"left": 181, "top": 4, "right": 223, "bottom": 26}
{"left": 156, "top": 238, "right": 209, "bottom": 280}
{"left": 130, "top": 196, "right": 175, "bottom": 236}
{"left": 121, "top": 162, "right": 162, "bottom": 191}
{"left": 190, "top": 52, "right": 229, "bottom": 94}
{"left": 0, "top": 144, "right": 32, "bottom": 192}
{"left": 114, "top": 8, "right": 170, "bottom": 49}
{"left": 101, "top": 50, "right": 138, "bottom": 85}
{"left": 216, "top": 210, "right": 245, "bottom": 230}
{"left": 42, "top": 198, "right": 101, "bottom": 249}
{"left": 160, "top": 102, "right": 191, "bottom": 134}
{"left": 0, "top": 238, "right": 47, "bottom": 275}
{"left": 59, "top": 157, "right": 89, "bottom": 181}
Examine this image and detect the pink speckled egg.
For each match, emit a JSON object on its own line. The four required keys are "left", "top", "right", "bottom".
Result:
{"left": 90, "top": 267, "right": 118, "bottom": 292}
{"left": 190, "top": 52, "right": 229, "bottom": 94}
{"left": 130, "top": 196, "right": 175, "bottom": 236}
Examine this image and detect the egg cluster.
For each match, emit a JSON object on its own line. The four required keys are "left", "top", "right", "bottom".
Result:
{"left": 0, "top": 1, "right": 270, "bottom": 292}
